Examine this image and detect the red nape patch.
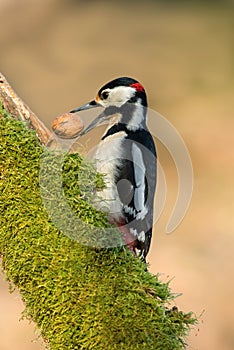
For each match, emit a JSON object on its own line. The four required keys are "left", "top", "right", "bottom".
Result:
{"left": 109, "top": 216, "right": 137, "bottom": 253}
{"left": 130, "top": 82, "right": 145, "bottom": 92}
{"left": 117, "top": 221, "right": 137, "bottom": 253}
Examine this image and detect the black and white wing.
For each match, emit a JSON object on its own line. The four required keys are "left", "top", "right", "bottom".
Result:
{"left": 116, "top": 130, "right": 157, "bottom": 259}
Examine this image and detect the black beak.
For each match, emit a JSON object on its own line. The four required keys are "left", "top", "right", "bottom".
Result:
{"left": 70, "top": 100, "right": 100, "bottom": 113}
{"left": 70, "top": 99, "right": 109, "bottom": 136}
{"left": 70, "top": 101, "right": 119, "bottom": 137}
{"left": 80, "top": 108, "right": 111, "bottom": 136}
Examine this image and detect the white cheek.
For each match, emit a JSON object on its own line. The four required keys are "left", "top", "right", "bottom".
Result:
{"left": 109, "top": 86, "right": 135, "bottom": 107}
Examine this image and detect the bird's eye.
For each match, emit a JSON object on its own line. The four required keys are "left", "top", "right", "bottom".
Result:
{"left": 101, "top": 91, "right": 109, "bottom": 100}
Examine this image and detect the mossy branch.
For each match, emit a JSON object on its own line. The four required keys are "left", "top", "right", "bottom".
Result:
{"left": 0, "top": 73, "right": 196, "bottom": 350}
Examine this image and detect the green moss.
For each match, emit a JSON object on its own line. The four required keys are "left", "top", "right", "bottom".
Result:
{"left": 0, "top": 109, "right": 196, "bottom": 350}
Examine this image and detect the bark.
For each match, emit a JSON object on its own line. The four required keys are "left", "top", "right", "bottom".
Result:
{"left": 0, "top": 72, "right": 54, "bottom": 147}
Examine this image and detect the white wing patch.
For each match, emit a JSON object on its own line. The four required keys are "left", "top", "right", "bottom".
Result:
{"left": 138, "top": 231, "right": 146, "bottom": 243}
{"left": 132, "top": 143, "right": 146, "bottom": 214}
{"left": 130, "top": 228, "right": 138, "bottom": 237}
{"left": 123, "top": 204, "right": 137, "bottom": 217}
{"left": 129, "top": 228, "right": 145, "bottom": 243}
{"left": 130, "top": 228, "right": 146, "bottom": 243}
{"left": 136, "top": 206, "right": 148, "bottom": 220}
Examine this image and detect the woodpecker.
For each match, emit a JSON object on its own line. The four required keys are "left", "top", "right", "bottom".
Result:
{"left": 70, "top": 77, "right": 157, "bottom": 261}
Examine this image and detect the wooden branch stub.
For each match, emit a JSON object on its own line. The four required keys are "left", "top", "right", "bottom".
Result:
{"left": 0, "top": 72, "right": 53, "bottom": 146}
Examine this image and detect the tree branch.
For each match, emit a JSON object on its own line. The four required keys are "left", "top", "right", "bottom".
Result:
{"left": 0, "top": 72, "right": 196, "bottom": 350}
{"left": 0, "top": 72, "right": 53, "bottom": 146}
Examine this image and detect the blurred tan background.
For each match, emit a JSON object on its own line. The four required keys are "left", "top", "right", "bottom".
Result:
{"left": 0, "top": 0, "right": 234, "bottom": 349}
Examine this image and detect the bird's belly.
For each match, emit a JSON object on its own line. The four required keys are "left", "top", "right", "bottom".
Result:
{"left": 93, "top": 132, "right": 127, "bottom": 221}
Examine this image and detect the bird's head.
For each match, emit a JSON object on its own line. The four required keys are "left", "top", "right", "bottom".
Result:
{"left": 70, "top": 77, "right": 147, "bottom": 135}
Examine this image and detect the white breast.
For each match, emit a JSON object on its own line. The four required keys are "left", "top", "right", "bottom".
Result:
{"left": 93, "top": 131, "right": 127, "bottom": 221}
